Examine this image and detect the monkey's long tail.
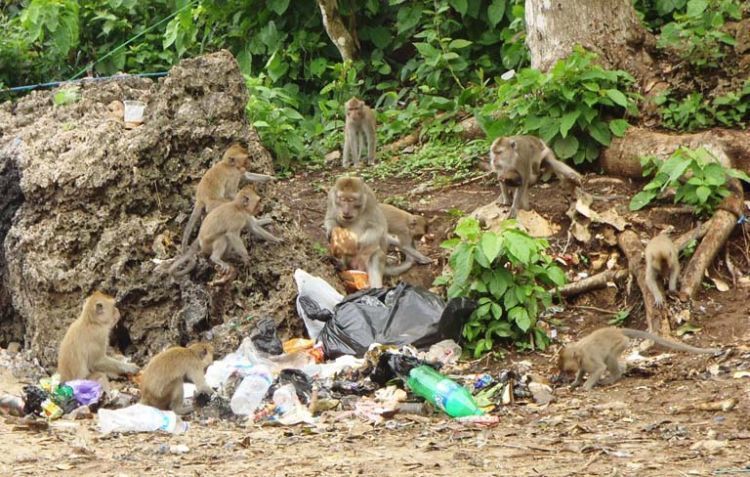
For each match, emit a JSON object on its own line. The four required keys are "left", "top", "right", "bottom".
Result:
{"left": 181, "top": 204, "right": 203, "bottom": 252}
{"left": 384, "top": 257, "right": 414, "bottom": 277}
{"left": 621, "top": 328, "right": 721, "bottom": 354}
{"left": 168, "top": 241, "right": 200, "bottom": 277}
{"left": 542, "top": 149, "right": 582, "bottom": 185}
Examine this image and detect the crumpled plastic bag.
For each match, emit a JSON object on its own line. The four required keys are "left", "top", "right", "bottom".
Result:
{"left": 317, "top": 283, "right": 475, "bottom": 358}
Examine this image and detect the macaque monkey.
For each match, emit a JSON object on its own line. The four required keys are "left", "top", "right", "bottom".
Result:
{"left": 170, "top": 186, "right": 281, "bottom": 279}
{"left": 645, "top": 233, "right": 680, "bottom": 308}
{"left": 379, "top": 203, "right": 432, "bottom": 274}
{"left": 140, "top": 342, "right": 214, "bottom": 414}
{"left": 489, "top": 135, "right": 582, "bottom": 217}
{"left": 181, "top": 144, "right": 276, "bottom": 251}
{"left": 342, "top": 97, "right": 377, "bottom": 168}
{"left": 57, "top": 291, "right": 139, "bottom": 382}
{"left": 324, "top": 176, "right": 393, "bottom": 287}
{"left": 558, "top": 327, "right": 720, "bottom": 391}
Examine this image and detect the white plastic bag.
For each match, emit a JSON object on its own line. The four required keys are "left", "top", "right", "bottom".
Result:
{"left": 294, "top": 269, "right": 343, "bottom": 339}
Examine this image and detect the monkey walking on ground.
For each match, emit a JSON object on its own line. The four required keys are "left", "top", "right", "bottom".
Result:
{"left": 181, "top": 144, "right": 276, "bottom": 251}
{"left": 57, "top": 291, "right": 139, "bottom": 382}
{"left": 169, "top": 186, "right": 282, "bottom": 282}
{"left": 645, "top": 233, "right": 680, "bottom": 308}
{"left": 558, "top": 327, "right": 721, "bottom": 391}
{"left": 379, "top": 203, "right": 432, "bottom": 274}
{"left": 342, "top": 97, "right": 377, "bottom": 168}
{"left": 140, "top": 343, "right": 214, "bottom": 414}
{"left": 489, "top": 135, "right": 582, "bottom": 218}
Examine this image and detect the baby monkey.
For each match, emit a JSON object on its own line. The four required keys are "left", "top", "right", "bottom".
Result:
{"left": 558, "top": 327, "right": 720, "bottom": 391}
{"left": 140, "top": 342, "right": 214, "bottom": 414}
{"left": 490, "top": 135, "right": 582, "bottom": 217}
{"left": 645, "top": 233, "right": 679, "bottom": 308}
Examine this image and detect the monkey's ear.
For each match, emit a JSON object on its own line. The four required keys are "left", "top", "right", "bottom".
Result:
{"left": 95, "top": 301, "right": 105, "bottom": 315}
{"left": 510, "top": 139, "right": 517, "bottom": 149}
{"left": 571, "top": 349, "right": 582, "bottom": 363}
{"left": 409, "top": 217, "right": 418, "bottom": 227}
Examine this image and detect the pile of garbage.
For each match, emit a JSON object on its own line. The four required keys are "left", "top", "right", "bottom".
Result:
{"left": 1, "top": 270, "right": 554, "bottom": 434}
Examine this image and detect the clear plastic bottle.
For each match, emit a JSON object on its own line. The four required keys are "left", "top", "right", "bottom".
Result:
{"left": 229, "top": 365, "right": 273, "bottom": 416}
{"left": 272, "top": 384, "right": 299, "bottom": 414}
{"left": 406, "top": 365, "right": 484, "bottom": 418}
{"left": 97, "top": 404, "right": 188, "bottom": 434}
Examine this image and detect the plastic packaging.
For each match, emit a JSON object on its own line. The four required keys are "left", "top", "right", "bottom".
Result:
{"left": 0, "top": 394, "right": 25, "bottom": 416}
{"left": 41, "top": 399, "right": 63, "bottom": 419}
{"left": 271, "top": 384, "right": 315, "bottom": 425}
{"left": 66, "top": 380, "right": 103, "bottom": 406}
{"left": 407, "top": 365, "right": 484, "bottom": 418}
{"left": 318, "top": 284, "right": 475, "bottom": 358}
{"left": 230, "top": 365, "right": 273, "bottom": 416}
{"left": 98, "top": 404, "right": 188, "bottom": 434}
{"left": 251, "top": 317, "right": 283, "bottom": 355}
{"left": 282, "top": 338, "right": 314, "bottom": 354}
{"left": 294, "top": 269, "right": 343, "bottom": 340}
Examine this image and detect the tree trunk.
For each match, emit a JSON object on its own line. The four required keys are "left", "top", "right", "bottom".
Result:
{"left": 317, "top": 0, "right": 359, "bottom": 61}
{"left": 525, "top": 0, "right": 658, "bottom": 87}
{"left": 601, "top": 127, "right": 750, "bottom": 178}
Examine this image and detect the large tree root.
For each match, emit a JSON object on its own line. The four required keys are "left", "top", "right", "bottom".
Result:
{"left": 551, "top": 270, "right": 628, "bottom": 298}
{"left": 680, "top": 183, "right": 744, "bottom": 299}
{"left": 601, "top": 127, "right": 750, "bottom": 177}
{"left": 618, "top": 230, "right": 670, "bottom": 335}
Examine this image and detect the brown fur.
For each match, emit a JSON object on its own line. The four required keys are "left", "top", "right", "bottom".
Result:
{"left": 645, "top": 233, "right": 680, "bottom": 308}
{"left": 140, "top": 343, "right": 214, "bottom": 413}
{"left": 558, "top": 327, "right": 720, "bottom": 391}
{"left": 489, "top": 135, "right": 581, "bottom": 218}
{"left": 379, "top": 203, "right": 432, "bottom": 273}
{"left": 57, "top": 291, "right": 139, "bottom": 382}
{"left": 343, "top": 98, "right": 377, "bottom": 167}
{"left": 170, "top": 185, "right": 265, "bottom": 278}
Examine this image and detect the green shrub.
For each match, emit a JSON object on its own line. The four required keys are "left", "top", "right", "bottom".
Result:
{"left": 434, "top": 217, "right": 566, "bottom": 356}
{"left": 478, "top": 48, "right": 639, "bottom": 165}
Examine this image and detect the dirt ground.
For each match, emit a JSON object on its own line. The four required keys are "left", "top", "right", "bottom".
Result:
{"left": 2, "top": 168, "right": 750, "bottom": 477}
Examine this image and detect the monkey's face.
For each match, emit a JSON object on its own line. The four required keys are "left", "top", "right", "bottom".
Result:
{"left": 239, "top": 191, "right": 261, "bottom": 214}
{"left": 489, "top": 137, "right": 517, "bottom": 172}
{"left": 557, "top": 347, "right": 579, "bottom": 373}
{"left": 336, "top": 191, "right": 363, "bottom": 224}
{"left": 346, "top": 100, "right": 364, "bottom": 121}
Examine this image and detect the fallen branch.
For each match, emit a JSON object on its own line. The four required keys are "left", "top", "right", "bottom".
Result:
{"left": 383, "top": 132, "right": 419, "bottom": 154}
{"left": 551, "top": 270, "right": 628, "bottom": 298}
{"left": 680, "top": 181, "right": 744, "bottom": 299}
{"left": 618, "top": 230, "right": 670, "bottom": 335}
{"left": 673, "top": 220, "right": 711, "bottom": 251}
{"left": 407, "top": 172, "right": 492, "bottom": 197}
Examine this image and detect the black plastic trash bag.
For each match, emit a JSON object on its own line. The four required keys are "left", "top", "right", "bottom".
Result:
{"left": 318, "top": 283, "right": 475, "bottom": 358}
{"left": 250, "top": 317, "right": 283, "bottom": 355}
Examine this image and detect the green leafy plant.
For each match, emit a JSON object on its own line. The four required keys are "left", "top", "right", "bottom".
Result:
{"left": 434, "top": 217, "right": 566, "bottom": 356}
{"left": 657, "top": 0, "right": 742, "bottom": 69}
{"left": 629, "top": 147, "right": 750, "bottom": 216}
{"left": 53, "top": 86, "right": 80, "bottom": 106}
{"left": 608, "top": 309, "right": 631, "bottom": 326}
{"left": 657, "top": 82, "right": 750, "bottom": 131}
{"left": 478, "top": 47, "right": 639, "bottom": 165}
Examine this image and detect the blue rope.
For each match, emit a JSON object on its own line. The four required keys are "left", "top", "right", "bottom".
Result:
{"left": 0, "top": 72, "right": 169, "bottom": 94}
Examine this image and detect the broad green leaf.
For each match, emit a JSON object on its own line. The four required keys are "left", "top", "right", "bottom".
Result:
{"left": 686, "top": 0, "right": 708, "bottom": 17}
{"left": 559, "top": 110, "right": 580, "bottom": 138}
{"left": 269, "top": 0, "right": 290, "bottom": 15}
{"left": 553, "top": 135, "right": 579, "bottom": 160}
{"left": 455, "top": 217, "right": 481, "bottom": 241}
{"left": 488, "top": 0, "right": 507, "bottom": 27}
{"left": 480, "top": 232, "right": 502, "bottom": 263}
{"left": 695, "top": 185, "right": 711, "bottom": 203}
{"left": 605, "top": 89, "right": 629, "bottom": 108}
{"left": 509, "top": 306, "right": 531, "bottom": 331}
{"left": 629, "top": 190, "right": 658, "bottom": 210}
{"left": 589, "top": 120, "right": 612, "bottom": 146}
{"left": 609, "top": 119, "right": 629, "bottom": 137}
{"left": 449, "top": 39, "right": 472, "bottom": 49}
{"left": 397, "top": 6, "right": 422, "bottom": 34}
{"left": 452, "top": 243, "right": 475, "bottom": 287}
{"left": 450, "top": 0, "right": 468, "bottom": 15}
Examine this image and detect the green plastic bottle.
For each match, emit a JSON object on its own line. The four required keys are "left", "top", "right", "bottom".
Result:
{"left": 406, "top": 365, "right": 484, "bottom": 418}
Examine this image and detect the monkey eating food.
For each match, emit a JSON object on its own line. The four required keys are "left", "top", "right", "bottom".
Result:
{"left": 645, "top": 233, "right": 680, "bottom": 308}
{"left": 557, "top": 327, "right": 720, "bottom": 391}
{"left": 57, "top": 291, "right": 139, "bottom": 382}
{"left": 489, "top": 135, "right": 582, "bottom": 218}
{"left": 342, "top": 97, "right": 377, "bottom": 168}
{"left": 140, "top": 342, "right": 214, "bottom": 414}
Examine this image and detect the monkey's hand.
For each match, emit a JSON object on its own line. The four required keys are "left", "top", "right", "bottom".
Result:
{"left": 653, "top": 295, "right": 664, "bottom": 308}
{"left": 194, "top": 389, "right": 214, "bottom": 407}
{"left": 123, "top": 363, "right": 140, "bottom": 375}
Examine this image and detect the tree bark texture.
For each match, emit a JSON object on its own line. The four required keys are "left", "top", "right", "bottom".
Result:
{"left": 317, "top": 0, "right": 359, "bottom": 61}
{"left": 601, "top": 127, "right": 750, "bottom": 178}
{"left": 680, "top": 185, "right": 744, "bottom": 299}
{"left": 617, "top": 230, "right": 671, "bottom": 335}
{"left": 525, "top": 0, "right": 657, "bottom": 86}
{"left": 551, "top": 270, "right": 628, "bottom": 298}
